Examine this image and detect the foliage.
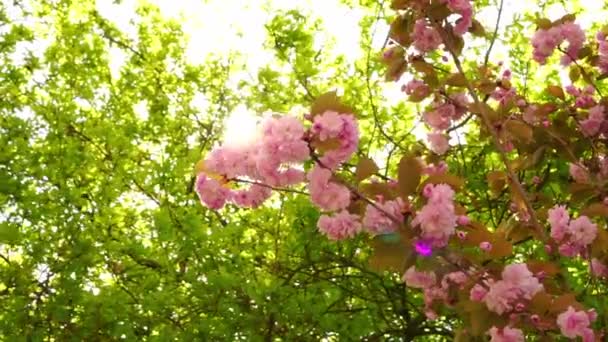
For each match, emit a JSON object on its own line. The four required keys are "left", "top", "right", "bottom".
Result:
{"left": 3, "top": 0, "right": 608, "bottom": 341}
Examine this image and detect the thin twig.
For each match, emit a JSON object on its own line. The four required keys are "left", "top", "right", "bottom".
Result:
{"left": 483, "top": 0, "right": 505, "bottom": 67}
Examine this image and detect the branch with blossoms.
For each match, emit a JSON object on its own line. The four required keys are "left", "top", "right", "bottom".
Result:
{"left": 192, "top": 0, "right": 608, "bottom": 340}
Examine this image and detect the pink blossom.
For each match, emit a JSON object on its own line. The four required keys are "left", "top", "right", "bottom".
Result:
{"left": 487, "top": 326, "right": 525, "bottom": 342}
{"left": 317, "top": 210, "right": 362, "bottom": 240}
{"left": 441, "top": 0, "right": 473, "bottom": 35}
{"left": 457, "top": 215, "right": 470, "bottom": 225}
{"left": 412, "top": 184, "right": 457, "bottom": 247}
{"left": 311, "top": 111, "right": 344, "bottom": 141}
{"left": 548, "top": 205, "right": 570, "bottom": 242}
{"left": 195, "top": 174, "right": 232, "bottom": 210}
{"left": 313, "top": 112, "right": 359, "bottom": 170}
{"left": 532, "top": 22, "right": 585, "bottom": 66}
{"left": 403, "top": 79, "right": 430, "bottom": 97}
{"left": 470, "top": 284, "right": 488, "bottom": 301}
{"left": 403, "top": 266, "right": 436, "bottom": 289}
{"left": 427, "top": 132, "right": 450, "bottom": 155}
{"left": 480, "top": 241, "right": 492, "bottom": 252}
{"left": 441, "top": 271, "right": 468, "bottom": 290}
{"left": 424, "top": 103, "right": 455, "bottom": 130}
{"left": 580, "top": 105, "right": 605, "bottom": 136}
{"left": 412, "top": 19, "right": 442, "bottom": 52}
{"left": 559, "top": 22, "right": 586, "bottom": 65}
{"left": 591, "top": 258, "right": 608, "bottom": 277}
{"left": 569, "top": 163, "right": 589, "bottom": 183}
{"left": 307, "top": 165, "right": 351, "bottom": 212}
{"left": 484, "top": 263, "right": 543, "bottom": 314}
{"left": 568, "top": 216, "right": 597, "bottom": 247}
{"left": 501, "top": 263, "right": 543, "bottom": 299}
{"left": 232, "top": 185, "right": 272, "bottom": 208}
{"left": 492, "top": 87, "right": 517, "bottom": 106}
{"left": 363, "top": 198, "right": 404, "bottom": 234}
{"left": 557, "top": 306, "right": 595, "bottom": 341}
{"left": 484, "top": 280, "right": 520, "bottom": 314}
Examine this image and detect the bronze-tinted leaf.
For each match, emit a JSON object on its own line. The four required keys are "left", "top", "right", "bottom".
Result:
{"left": 469, "top": 19, "right": 486, "bottom": 37}
{"left": 591, "top": 228, "right": 608, "bottom": 257}
{"left": 445, "top": 73, "right": 467, "bottom": 87}
{"left": 569, "top": 66, "right": 581, "bottom": 82}
{"left": 488, "top": 233, "right": 513, "bottom": 258}
{"left": 355, "top": 157, "right": 379, "bottom": 182}
{"left": 535, "top": 18, "right": 552, "bottom": 30}
{"left": 359, "top": 182, "right": 397, "bottom": 200}
{"left": 310, "top": 91, "right": 353, "bottom": 116}
{"left": 530, "top": 291, "right": 552, "bottom": 315}
{"left": 505, "top": 119, "right": 533, "bottom": 143}
{"left": 386, "top": 59, "right": 408, "bottom": 82}
{"left": 487, "top": 170, "right": 507, "bottom": 194}
{"left": 546, "top": 85, "right": 565, "bottom": 100}
{"left": 311, "top": 137, "right": 342, "bottom": 153}
{"left": 469, "top": 101, "right": 497, "bottom": 122}
{"left": 411, "top": 59, "right": 436, "bottom": 76}
{"left": 580, "top": 203, "right": 608, "bottom": 217}
{"left": 397, "top": 155, "right": 422, "bottom": 198}
{"left": 422, "top": 173, "right": 465, "bottom": 191}
{"left": 504, "top": 220, "right": 532, "bottom": 243}
{"left": 551, "top": 293, "right": 581, "bottom": 313}
{"left": 369, "top": 236, "right": 413, "bottom": 272}
{"left": 553, "top": 13, "right": 576, "bottom": 27}
{"left": 390, "top": 0, "right": 408, "bottom": 10}
{"left": 527, "top": 260, "right": 560, "bottom": 276}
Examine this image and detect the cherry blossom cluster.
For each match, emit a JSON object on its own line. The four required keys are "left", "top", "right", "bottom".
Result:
{"left": 548, "top": 205, "right": 597, "bottom": 257}
{"left": 531, "top": 21, "right": 585, "bottom": 65}
{"left": 411, "top": 184, "right": 457, "bottom": 247}
{"left": 412, "top": 19, "right": 442, "bottom": 53}
{"left": 470, "top": 263, "right": 543, "bottom": 315}
{"left": 422, "top": 94, "right": 468, "bottom": 155}
{"left": 580, "top": 105, "right": 605, "bottom": 137}
{"left": 488, "top": 326, "right": 524, "bottom": 342}
{"left": 440, "top": 0, "right": 473, "bottom": 36}
{"left": 195, "top": 114, "right": 310, "bottom": 210}
{"left": 410, "top": 0, "right": 473, "bottom": 53}
{"left": 557, "top": 306, "right": 597, "bottom": 342}
{"left": 403, "top": 266, "right": 468, "bottom": 319}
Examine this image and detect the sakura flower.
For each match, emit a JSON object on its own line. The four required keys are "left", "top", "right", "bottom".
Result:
{"left": 569, "top": 163, "right": 589, "bottom": 184}
{"left": 556, "top": 306, "right": 595, "bottom": 341}
{"left": 195, "top": 174, "right": 232, "bottom": 210}
{"left": 403, "top": 266, "right": 436, "bottom": 289}
{"left": 580, "top": 105, "right": 605, "bottom": 136}
{"left": 590, "top": 258, "right": 608, "bottom": 278}
{"left": 487, "top": 326, "right": 525, "bottom": 342}
{"left": 427, "top": 132, "right": 450, "bottom": 155}
{"left": 412, "top": 184, "right": 457, "bottom": 247}
{"left": 317, "top": 210, "right": 362, "bottom": 240}
{"left": 363, "top": 198, "right": 404, "bottom": 234}
{"left": 307, "top": 164, "right": 351, "bottom": 212}
{"left": 411, "top": 19, "right": 442, "bottom": 52}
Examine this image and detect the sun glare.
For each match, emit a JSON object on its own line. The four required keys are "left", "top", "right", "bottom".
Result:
{"left": 222, "top": 104, "right": 260, "bottom": 147}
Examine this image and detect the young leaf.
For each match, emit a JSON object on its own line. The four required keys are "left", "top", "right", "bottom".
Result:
{"left": 355, "top": 157, "right": 379, "bottom": 182}
{"left": 505, "top": 120, "right": 533, "bottom": 143}
{"left": 397, "top": 155, "right": 422, "bottom": 198}
{"left": 310, "top": 91, "right": 353, "bottom": 116}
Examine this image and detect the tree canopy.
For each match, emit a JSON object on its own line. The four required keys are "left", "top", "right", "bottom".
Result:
{"left": 2, "top": 0, "right": 608, "bottom": 340}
